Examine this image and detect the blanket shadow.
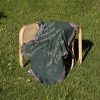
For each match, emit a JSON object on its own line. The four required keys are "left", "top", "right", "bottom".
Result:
{"left": 64, "top": 39, "right": 93, "bottom": 77}
{"left": 0, "top": 12, "right": 7, "bottom": 19}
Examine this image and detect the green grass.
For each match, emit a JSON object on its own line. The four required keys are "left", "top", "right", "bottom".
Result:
{"left": 0, "top": 0, "right": 100, "bottom": 100}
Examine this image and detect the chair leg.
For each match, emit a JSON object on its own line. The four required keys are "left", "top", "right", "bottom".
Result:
{"left": 71, "top": 40, "right": 75, "bottom": 69}
{"left": 19, "top": 26, "right": 25, "bottom": 67}
{"left": 78, "top": 27, "right": 82, "bottom": 64}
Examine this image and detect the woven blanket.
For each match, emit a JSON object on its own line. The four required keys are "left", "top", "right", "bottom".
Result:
{"left": 22, "top": 21, "right": 76, "bottom": 84}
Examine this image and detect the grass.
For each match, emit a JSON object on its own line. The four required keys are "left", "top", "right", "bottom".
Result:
{"left": 0, "top": 0, "right": 100, "bottom": 100}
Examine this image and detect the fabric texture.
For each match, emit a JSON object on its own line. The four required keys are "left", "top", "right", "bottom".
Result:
{"left": 22, "top": 21, "right": 76, "bottom": 84}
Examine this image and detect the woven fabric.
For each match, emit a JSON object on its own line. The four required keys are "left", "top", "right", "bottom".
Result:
{"left": 22, "top": 21, "right": 76, "bottom": 84}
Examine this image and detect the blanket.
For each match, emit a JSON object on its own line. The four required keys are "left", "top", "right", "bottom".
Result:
{"left": 22, "top": 21, "right": 76, "bottom": 84}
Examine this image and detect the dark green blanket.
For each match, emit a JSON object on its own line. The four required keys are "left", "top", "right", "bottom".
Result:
{"left": 22, "top": 21, "right": 76, "bottom": 84}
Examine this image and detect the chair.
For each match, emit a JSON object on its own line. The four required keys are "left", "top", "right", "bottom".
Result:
{"left": 19, "top": 22, "right": 82, "bottom": 69}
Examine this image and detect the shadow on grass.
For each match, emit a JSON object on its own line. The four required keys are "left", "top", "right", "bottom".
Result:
{"left": 0, "top": 12, "right": 7, "bottom": 19}
{"left": 74, "top": 39, "right": 93, "bottom": 62}
{"left": 64, "top": 39, "right": 93, "bottom": 77}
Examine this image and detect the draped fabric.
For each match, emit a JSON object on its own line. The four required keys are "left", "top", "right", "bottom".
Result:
{"left": 22, "top": 21, "right": 76, "bottom": 84}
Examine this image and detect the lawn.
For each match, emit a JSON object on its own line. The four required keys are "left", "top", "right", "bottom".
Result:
{"left": 0, "top": 0, "right": 100, "bottom": 100}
